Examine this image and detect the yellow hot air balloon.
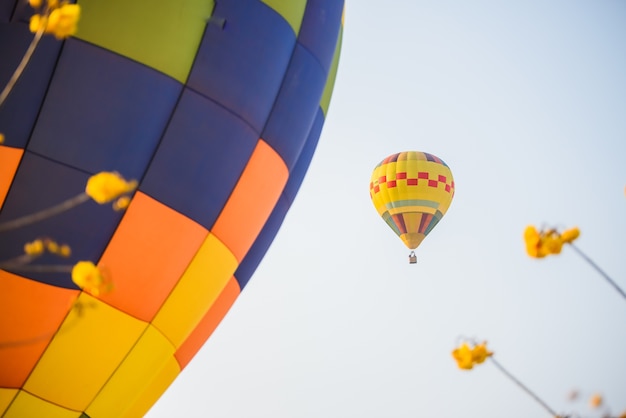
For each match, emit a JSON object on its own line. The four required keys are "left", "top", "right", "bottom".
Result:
{"left": 369, "top": 151, "right": 455, "bottom": 263}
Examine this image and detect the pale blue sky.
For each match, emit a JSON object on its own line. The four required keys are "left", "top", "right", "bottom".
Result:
{"left": 148, "top": 2, "right": 626, "bottom": 417}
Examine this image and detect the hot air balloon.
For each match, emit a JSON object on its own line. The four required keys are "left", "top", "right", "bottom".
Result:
{"left": 0, "top": 0, "right": 344, "bottom": 416}
{"left": 369, "top": 151, "right": 455, "bottom": 263}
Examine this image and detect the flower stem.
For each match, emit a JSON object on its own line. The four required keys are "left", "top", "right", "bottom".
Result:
{"left": 0, "top": 24, "right": 45, "bottom": 108}
{"left": 0, "top": 300, "right": 92, "bottom": 349}
{"left": 0, "top": 193, "right": 90, "bottom": 232}
{"left": 569, "top": 243, "right": 626, "bottom": 301}
{"left": 0, "top": 263, "right": 73, "bottom": 272}
{"left": 489, "top": 356, "right": 558, "bottom": 417}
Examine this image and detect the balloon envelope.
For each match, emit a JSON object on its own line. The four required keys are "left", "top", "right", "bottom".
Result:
{"left": 369, "top": 151, "right": 455, "bottom": 250}
{"left": 0, "top": 0, "right": 343, "bottom": 416}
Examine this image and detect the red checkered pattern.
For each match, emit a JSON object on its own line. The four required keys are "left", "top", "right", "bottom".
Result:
{"left": 370, "top": 172, "right": 454, "bottom": 194}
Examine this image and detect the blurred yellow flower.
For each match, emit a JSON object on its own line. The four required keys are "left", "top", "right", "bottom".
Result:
{"left": 44, "top": 239, "right": 71, "bottom": 257}
{"left": 543, "top": 234, "right": 563, "bottom": 255}
{"left": 112, "top": 195, "right": 132, "bottom": 211}
{"left": 58, "top": 244, "right": 71, "bottom": 257}
{"left": 28, "top": 0, "right": 43, "bottom": 8}
{"left": 452, "top": 343, "right": 474, "bottom": 370}
{"left": 471, "top": 342, "right": 492, "bottom": 364}
{"left": 24, "top": 239, "right": 44, "bottom": 255}
{"left": 524, "top": 226, "right": 540, "bottom": 245}
{"left": 524, "top": 226, "right": 546, "bottom": 258}
{"left": 46, "top": 240, "right": 59, "bottom": 253}
{"left": 561, "top": 227, "right": 580, "bottom": 244}
{"left": 23, "top": 238, "right": 71, "bottom": 257}
{"left": 523, "top": 225, "right": 580, "bottom": 258}
{"left": 0, "top": 133, "right": 4, "bottom": 144}
{"left": 29, "top": 14, "right": 46, "bottom": 33}
{"left": 86, "top": 171, "right": 138, "bottom": 204}
{"left": 452, "top": 341, "right": 493, "bottom": 370}
{"left": 71, "top": 261, "right": 112, "bottom": 296}
{"left": 46, "top": 4, "right": 80, "bottom": 39}
{"left": 29, "top": 2, "right": 80, "bottom": 40}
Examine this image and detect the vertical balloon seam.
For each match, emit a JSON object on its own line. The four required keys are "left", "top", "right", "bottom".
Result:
{"left": 383, "top": 156, "right": 404, "bottom": 238}
{"left": 0, "top": 31, "right": 66, "bottom": 215}
{"left": 197, "top": 3, "right": 307, "bottom": 255}
{"left": 81, "top": 323, "right": 154, "bottom": 415}
{"left": 319, "top": 22, "right": 344, "bottom": 117}
{"left": 136, "top": 3, "right": 297, "bottom": 228}
{"left": 279, "top": 15, "right": 344, "bottom": 205}
{"left": 0, "top": 147, "right": 24, "bottom": 209}
{"left": 3, "top": 288, "right": 82, "bottom": 413}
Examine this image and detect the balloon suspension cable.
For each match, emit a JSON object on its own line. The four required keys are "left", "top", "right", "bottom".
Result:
{"left": 569, "top": 243, "right": 626, "bottom": 301}
{"left": 408, "top": 251, "right": 417, "bottom": 264}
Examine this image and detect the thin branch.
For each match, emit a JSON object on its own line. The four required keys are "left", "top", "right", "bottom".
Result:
{"left": 0, "top": 263, "right": 73, "bottom": 272}
{"left": 0, "top": 24, "right": 45, "bottom": 108}
{"left": 0, "top": 300, "right": 93, "bottom": 349}
{"left": 569, "top": 243, "right": 626, "bottom": 301}
{"left": 489, "top": 356, "right": 559, "bottom": 417}
{"left": 0, "top": 193, "right": 90, "bottom": 232}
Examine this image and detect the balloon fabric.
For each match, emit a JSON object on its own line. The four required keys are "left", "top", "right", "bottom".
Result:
{"left": 0, "top": 0, "right": 344, "bottom": 416}
{"left": 369, "top": 151, "right": 455, "bottom": 252}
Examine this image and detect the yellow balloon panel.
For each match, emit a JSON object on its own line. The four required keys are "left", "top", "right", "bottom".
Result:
{"left": 121, "top": 357, "right": 181, "bottom": 418}
{"left": 369, "top": 151, "right": 455, "bottom": 250}
{"left": 85, "top": 325, "right": 178, "bottom": 417}
{"left": 22, "top": 293, "right": 147, "bottom": 411}
{"left": 0, "top": 388, "right": 17, "bottom": 414}
{"left": 3, "top": 390, "right": 82, "bottom": 418}
{"left": 152, "top": 233, "right": 238, "bottom": 348}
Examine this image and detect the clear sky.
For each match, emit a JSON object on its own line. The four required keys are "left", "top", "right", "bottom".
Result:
{"left": 147, "top": 1, "right": 626, "bottom": 417}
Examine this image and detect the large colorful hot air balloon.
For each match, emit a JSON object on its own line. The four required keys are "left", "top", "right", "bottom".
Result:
{"left": 0, "top": 0, "right": 343, "bottom": 416}
{"left": 369, "top": 151, "right": 455, "bottom": 263}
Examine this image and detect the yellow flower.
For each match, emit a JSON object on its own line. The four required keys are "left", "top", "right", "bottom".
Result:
{"left": 452, "top": 343, "right": 474, "bottom": 370}
{"left": 58, "top": 244, "right": 71, "bottom": 257}
{"left": 42, "top": 239, "right": 71, "bottom": 257}
{"left": 46, "top": 4, "right": 80, "bottom": 39}
{"left": 24, "top": 239, "right": 45, "bottom": 255}
{"left": 28, "top": 0, "right": 42, "bottom": 8}
{"left": 28, "top": 3, "right": 81, "bottom": 39}
{"left": 543, "top": 234, "right": 563, "bottom": 255}
{"left": 471, "top": 342, "right": 492, "bottom": 364}
{"left": 452, "top": 341, "right": 493, "bottom": 371}
{"left": 29, "top": 14, "right": 46, "bottom": 33}
{"left": 524, "top": 226, "right": 540, "bottom": 245}
{"left": 85, "top": 171, "right": 138, "bottom": 204}
{"left": 560, "top": 227, "right": 580, "bottom": 244}
{"left": 0, "top": 133, "right": 4, "bottom": 144}
{"left": 524, "top": 225, "right": 579, "bottom": 258}
{"left": 71, "top": 261, "right": 112, "bottom": 296}
{"left": 45, "top": 240, "right": 59, "bottom": 254}
{"left": 524, "top": 225, "right": 547, "bottom": 258}
{"left": 112, "top": 196, "right": 132, "bottom": 211}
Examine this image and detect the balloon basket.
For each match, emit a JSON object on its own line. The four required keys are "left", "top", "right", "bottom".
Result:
{"left": 408, "top": 251, "right": 417, "bottom": 264}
